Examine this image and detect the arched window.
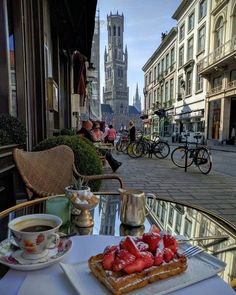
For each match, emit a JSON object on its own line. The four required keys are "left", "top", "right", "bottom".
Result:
{"left": 113, "top": 25, "right": 116, "bottom": 36}
{"left": 118, "top": 26, "right": 120, "bottom": 36}
{"left": 215, "top": 16, "right": 224, "bottom": 49}
{"left": 109, "top": 26, "right": 111, "bottom": 36}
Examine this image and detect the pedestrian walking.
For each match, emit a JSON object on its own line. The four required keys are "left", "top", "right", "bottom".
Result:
{"left": 107, "top": 125, "right": 116, "bottom": 146}
{"left": 128, "top": 120, "right": 136, "bottom": 142}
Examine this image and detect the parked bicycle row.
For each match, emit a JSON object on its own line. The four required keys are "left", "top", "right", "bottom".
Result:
{"left": 115, "top": 131, "right": 212, "bottom": 175}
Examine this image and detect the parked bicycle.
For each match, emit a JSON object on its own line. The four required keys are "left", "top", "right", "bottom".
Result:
{"left": 127, "top": 133, "right": 170, "bottom": 159}
{"left": 171, "top": 133, "right": 212, "bottom": 174}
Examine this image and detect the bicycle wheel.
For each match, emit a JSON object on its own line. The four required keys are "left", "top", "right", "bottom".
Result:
{"left": 121, "top": 141, "right": 129, "bottom": 153}
{"left": 171, "top": 146, "right": 193, "bottom": 168}
{"left": 153, "top": 141, "right": 170, "bottom": 159}
{"left": 127, "top": 142, "right": 137, "bottom": 158}
{"left": 196, "top": 147, "right": 212, "bottom": 174}
{"left": 132, "top": 142, "right": 145, "bottom": 157}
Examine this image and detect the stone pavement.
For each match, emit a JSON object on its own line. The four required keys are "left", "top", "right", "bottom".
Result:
{"left": 101, "top": 149, "right": 236, "bottom": 226}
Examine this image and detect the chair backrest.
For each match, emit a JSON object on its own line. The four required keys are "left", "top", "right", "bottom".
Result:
{"left": 13, "top": 145, "right": 75, "bottom": 197}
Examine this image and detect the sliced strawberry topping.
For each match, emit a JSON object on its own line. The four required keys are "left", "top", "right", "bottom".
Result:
{"left": 112, "top": 249, "right": 136, "bottom": 272}
{"left": 120, "top": 236, "right": 141, "bottom": 258}
{"left": 163, "top": 248, "right": 174, "bottom": 263}
{"left": 123, "top": 258, "right": 145, "bottom": 274}
{"left": 136, "top": 241, "right": 149, "bottom": 251}
{"left": 163, "top": 234, "right": 178, "bottom": 254}
{"left": 140, "top": 251, "right": 154, "bottom": 269}
{"left": 150, "top": 224, "right": 161, "bottom": 234}
{"left": 154, "top": 248, "right": 163, "bottom": 266}
{"left": 102, "top": 250, "right": 116, "bottom": 270}
{"left": 142, "top": 233, "right": 161, "bottom": 253}
{"left": 103, "top": 245, "right": 119, "bottom": 255}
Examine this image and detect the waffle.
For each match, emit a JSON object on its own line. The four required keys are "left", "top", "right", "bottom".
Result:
{"left": 88, "top": 253, "right": 187, "bottom": 295}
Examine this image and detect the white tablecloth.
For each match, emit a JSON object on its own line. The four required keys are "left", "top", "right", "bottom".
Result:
{"left": 0, "top": 235, "right": 234, "bottom": 295}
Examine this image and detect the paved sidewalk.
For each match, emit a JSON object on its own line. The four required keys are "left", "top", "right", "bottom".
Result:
{"left": 101, "top": 151, "right": 236, "bottom": 226}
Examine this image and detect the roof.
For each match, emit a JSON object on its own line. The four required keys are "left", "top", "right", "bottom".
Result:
{"left": 129, "top": 105, "right": 140, "bottom": 115}
{"left": 101, "top": 104, "right": 113, "bottom": 113}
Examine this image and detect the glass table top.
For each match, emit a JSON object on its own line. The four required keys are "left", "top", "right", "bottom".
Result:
{"left": 0, "top": 193, "right": 235, "bottom": 286}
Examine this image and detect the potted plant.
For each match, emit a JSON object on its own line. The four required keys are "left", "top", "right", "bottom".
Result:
{"left": 65, "top": 176, "right": 91, "bottom": 199}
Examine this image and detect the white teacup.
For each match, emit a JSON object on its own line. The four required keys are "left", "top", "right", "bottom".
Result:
{"left": 8, "top": 214, "right": 62, "bottom": 260}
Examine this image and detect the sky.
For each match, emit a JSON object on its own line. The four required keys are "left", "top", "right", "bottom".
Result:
{"left": 97, "top": 0, "right": 182, "bottom": 109}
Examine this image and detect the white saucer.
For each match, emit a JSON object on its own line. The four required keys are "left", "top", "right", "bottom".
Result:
{"left": 0, "top": 237, "right": 72, "bottom": 271}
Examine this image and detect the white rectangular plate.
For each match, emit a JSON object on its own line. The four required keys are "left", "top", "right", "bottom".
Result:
{"left": 60, "top": 250, "right": 226, "bottom": 295}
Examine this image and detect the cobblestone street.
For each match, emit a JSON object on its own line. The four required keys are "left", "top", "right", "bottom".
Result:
{"left": 101, "top": 148, "right": 236, "bottom": 226}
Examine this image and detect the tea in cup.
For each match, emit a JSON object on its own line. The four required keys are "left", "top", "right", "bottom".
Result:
{"left": 8, "top": 214, "right": 62, "bottom": 259}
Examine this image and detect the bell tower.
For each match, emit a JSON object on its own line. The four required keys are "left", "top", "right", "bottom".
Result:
{"left": 103, "top": 12, "right": 129, "bottom": 129}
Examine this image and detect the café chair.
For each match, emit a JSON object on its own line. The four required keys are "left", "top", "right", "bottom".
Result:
{"left": 13, "top": 145, "right": 124, "bottom": 199}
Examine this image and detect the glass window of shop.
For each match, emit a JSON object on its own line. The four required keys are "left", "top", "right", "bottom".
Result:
{"left": 208, "top": 99, "right": 221, "bottom": 140}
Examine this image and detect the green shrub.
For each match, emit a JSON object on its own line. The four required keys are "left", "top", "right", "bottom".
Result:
{"left": 60, "top": 128, "right": 76, "bottom": 136}
{"left": 0, "top": 113, "right": 26, "bottom": 146}
{"left": 33, "top": 135, "right": 103, "bottom": 191}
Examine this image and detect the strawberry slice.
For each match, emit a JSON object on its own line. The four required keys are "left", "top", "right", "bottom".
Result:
{"left": 103, "top": 245, "right": 119, "bottom": 255}
{"left": 142, "top": 233, "right": 161, "bottom": 253}
{"left": 150, "top": 224, "right": 161, "bottom": 234}
{"left": 140, "top": 251, "right": 154, "bottom": 269}
{"left": 120, "top": 236, "right": 141, "bottom": 257}
{"left": 112, "top": 249, "right": 136, "bottom": 272}
{"left": 136, "top": 241, "right": 149, "bottom": 251}
{"left": 102, "top": 250, "right": 116, "bottom": 270}
{"left": 163, "top": 234, "right": 178, "bottom": 254}
{"left": 154, "top": 248, "right": 163, "bottom": 266}
{"left": 163, "top": 248, "right": 174, "bottom": 263}
{"left": 123, "top": 258, "right": 145, "bottom": 274}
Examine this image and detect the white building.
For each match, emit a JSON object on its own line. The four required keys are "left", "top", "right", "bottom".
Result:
{"left": 142, "top": 28, "right": 177, "bottom": 138}
{"left": 172, "top": 0, "right": 210, "bottom": 139}
{"left": 197, "top": 0, "right": 236, "bottom": 144}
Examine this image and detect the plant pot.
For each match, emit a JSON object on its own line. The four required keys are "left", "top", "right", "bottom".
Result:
{"left": 64, "top": 185, "right": 91, "bottom": 199}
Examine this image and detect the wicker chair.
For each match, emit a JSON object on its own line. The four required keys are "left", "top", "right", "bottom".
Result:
{"left": 13, "top": 145, "right": 123, "bottom": 198}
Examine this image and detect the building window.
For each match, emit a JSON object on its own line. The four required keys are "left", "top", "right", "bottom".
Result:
{"left": 196, "top": 73, "right": 203, "bottom": 92}
{"left": 213, "top": 76, "right": 223, "bottom": 89}
{"left": 186, "top": 70, "right": 193, "bottom": 95}
{"left": 154, "top": 66, "right": 157, "bottom": 81}
{"left": 170, "top": 79, "right": 174, "bottom": 100}
{"left": 187, "top": 37, "right": 194, "bottom": 61}
{"left": 148, "top": 93, "right": 152, "bottom": 109}
{"left": 230, "top": 69, "right": 236, "bottom": 81}
{"left": 184, "top": 218, "right": 192, "bottom": 238}
{"left": 154, "top": 89, "right": 157, "bottom": 102}
{"left": 157, "top": 63, "right": 160, "bottom": 78}
{"left": 215, "top": 16, "right": 224, "bottom": 48}
{"left": 179, "top": 45, "right": 184, "bottom": 67}
{"left": 118, "top": 26, "right": 120, "bottom": 36}
{"left": 165, "top": 81, "right": 169, "bottom": 103}
{"left": 115, "top": 49, "right": 117, "bottom": 59}
{"left": 179, "top": 23, "right": 185, "bottom": 41}
{"left": 168, "top": 206, "right": 174, "bottom": 226}
{"left": 170, "top": 47, "right": 175, "bottom": 67}
{"left": 145, "top": 75, "right": 148, "bottom": 86}
{"left": 199, "top": 0, "right": 207, "bottom": 20}
{"left": 175, "top": 213, "right": 181, "bottom": 234}
{"left": 161, "top": 203, "right": 166, "bottom": 223}
{"left": 165, "top": 53, "right": 169, "bottom": 74}
{"left": 109, "top": 26, "right": 111, "bottom": 36}
{"left": 188, "top": 11, "right": 195, "bottom": 32}
{"left": 161, "top": 85, "right": 164, "bottom": 104}
{"left": 113, "top": 25, "right": 116, "bottom": 36}
{"left": 161, "top": 59, "right": 165, "bottom": 74}
{"left": 149, "top": 71, "right": 152, "bottom": 84}
{"left": 198, "top": 25, "right": 206, "bottom": 53}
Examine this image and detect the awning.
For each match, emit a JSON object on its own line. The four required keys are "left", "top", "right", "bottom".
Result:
{"left": 50, "top": 0, "right": 97, "bottom": 61}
